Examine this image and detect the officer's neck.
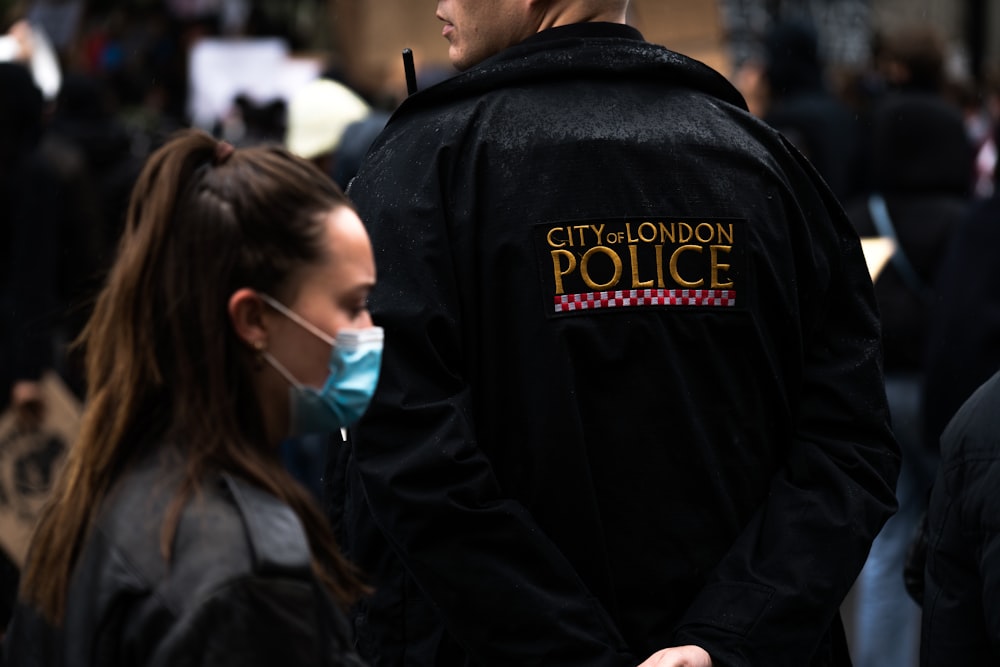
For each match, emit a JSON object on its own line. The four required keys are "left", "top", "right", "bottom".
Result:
{"left": 536, "top": 4, "right": 628, "bottom": 33}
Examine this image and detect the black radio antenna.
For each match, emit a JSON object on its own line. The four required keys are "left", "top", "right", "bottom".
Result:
{"left": 402, "top": 48, "right": 418, "bottom": 96}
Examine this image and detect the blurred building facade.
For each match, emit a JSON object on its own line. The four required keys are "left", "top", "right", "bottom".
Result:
{"left": 326, "top": 0, "right": 1000, "bottom": 106}
{"left": 7, "top": 0, "right": 999, "bottom": 113}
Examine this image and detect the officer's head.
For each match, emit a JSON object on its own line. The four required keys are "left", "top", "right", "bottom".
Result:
{"left": 436, "top": 0, "right": 630, "bottom": 71}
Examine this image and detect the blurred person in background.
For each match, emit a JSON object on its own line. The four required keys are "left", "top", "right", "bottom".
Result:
{"left": 917, "top": 130, "right": 1000, "bottom": 667}
{"left": 961, "top": 72, "right": 1000, "bottom": 199}
{"left": 285, "top": 76, "right": 372, "bottom": 180}
{"left": 280, "top": 76, "right": 383, "bottom": 499}
{"left": 46, "top": 71, "right": 143, "bottom": 264}
{"left": 0, "top": 57, "right": 104, "bottom": 424}
{"left": 0, "top": 48, "right": 130, "bottom": 416}
{"left": 760, "top": 19, "right": 862, "bottom": 203}
{"left": 331, "top": 110, "right": 390, "bottom": 191}
{"left": 922, "top": 132, "right": 1000, "bottom": 473}
{"left": 844, "top": 21, "right": 975, "bottom": 667}
{"left": 0, "top": 57, "right": 49, "bottom": 643}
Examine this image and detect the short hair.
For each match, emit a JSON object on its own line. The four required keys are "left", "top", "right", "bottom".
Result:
{"left": 880, "top": 23, "right": 948, "bottom": 92}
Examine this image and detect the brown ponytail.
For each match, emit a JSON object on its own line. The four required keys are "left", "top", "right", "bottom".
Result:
{"left": 21, "top": 129, "right": 367, "bottom": 622}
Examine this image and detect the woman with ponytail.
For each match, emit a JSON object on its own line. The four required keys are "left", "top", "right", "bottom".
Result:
{"left": 4, "top": 129, "right": 379, "bottom": 666}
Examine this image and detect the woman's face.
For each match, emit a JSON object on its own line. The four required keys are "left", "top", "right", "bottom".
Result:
{"left": 258, "top": 205, "right": 376, "bottom": 437}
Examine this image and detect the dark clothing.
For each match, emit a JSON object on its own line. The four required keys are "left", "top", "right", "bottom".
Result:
{"left": 764, "top": 91, "right": 860, "bottom": 202}
{"left": 4, "top": 444, "right": 365, "bottom": 667}
{"left": 846, "top": 193, "right": 968, "bottom": 371}
{"left": 334, "top": 23, "right": 898, "bottom": 667}
{"left": 841, "top": 91, "right": 971, "bottom": 666}
{"left": 921, "top": 369, "right": 1000, "bottom": 665}
{"left": 844, "top": 93, "right": 973, "bottom": 373}
{"left": 332, "top": 111, "right": 391, "bottom": 191}
{"left": 47, "top": 73, "right": 143, "bottom": 274}
{"left": 5, "top": 138, "right": 104, "bottom": 382}
{"left": 866, "top": 94, "right": 972, "bottom": 197}
{"left": 922, "top": 194, "right": 1000, "bottom": 450}
{"left": 763, "top": 21, "right": 861, "bottom": 203}
{"left": 0, "top": 62, "right": 46, "bottom": 408}
{"left": 1, "top": 69, "right": 116, "bottom": 405}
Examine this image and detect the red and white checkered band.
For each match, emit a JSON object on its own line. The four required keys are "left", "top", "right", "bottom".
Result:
{"left": 554, "top": 289, "right": 737, "bottom": 313}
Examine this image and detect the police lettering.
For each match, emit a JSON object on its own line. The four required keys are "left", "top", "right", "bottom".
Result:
{"left": 546, "top": 221, "right": 737, "bottom": 295}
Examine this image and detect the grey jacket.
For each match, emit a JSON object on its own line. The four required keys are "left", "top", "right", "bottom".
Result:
{"left": 4, "top": 444, "right": 364, "bottom": 666}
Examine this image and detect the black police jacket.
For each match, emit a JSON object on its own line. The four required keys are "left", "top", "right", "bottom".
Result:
{"left": 333, "top": 22, "right": 899, "bottom": 667}
{"left": 921, "top": 369, "right": 1000, "bottom": 665}
{"left": 4, "top": 444, "right": 365, "bottom": 667}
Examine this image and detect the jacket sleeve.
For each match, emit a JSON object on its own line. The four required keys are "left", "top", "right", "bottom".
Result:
{"left": 347, "top": 134, "right": 635, "bottom": 666}
{"left": 922, "top": 375, "right": 1000, "bottom": 664}
{"left": 978, "top": 475, "right": 1000, "bottom": 652}
{"left": 921, "top": 466, "right": 999, "bottom": 664}
{"left": 671, "top": 147, "right": 901, "bottom": 666}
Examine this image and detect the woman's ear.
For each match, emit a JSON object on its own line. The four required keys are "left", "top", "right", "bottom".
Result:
{"left": 228, "top": 288, "right": 268, "bottom": 349}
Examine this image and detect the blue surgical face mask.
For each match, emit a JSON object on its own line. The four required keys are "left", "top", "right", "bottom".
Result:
{"left": 259, "top": 293, "right": 383, "bottom": 435}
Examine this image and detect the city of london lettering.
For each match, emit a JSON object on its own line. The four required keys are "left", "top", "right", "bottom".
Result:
{"left": 534, "top": 218, "right": 747, "bottom": 316}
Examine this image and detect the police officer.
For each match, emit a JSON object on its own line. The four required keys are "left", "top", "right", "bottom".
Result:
{"left": 331, "top": 1, "right": 900, "bottom": 665}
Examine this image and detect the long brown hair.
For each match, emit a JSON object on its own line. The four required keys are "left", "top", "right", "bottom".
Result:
{"left": 21, "top": 129, "right": 367, "bottom": 622}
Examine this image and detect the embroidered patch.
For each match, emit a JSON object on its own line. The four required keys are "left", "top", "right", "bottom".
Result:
{"left": 535, "top": 218, "right": 747, "bottom": 317}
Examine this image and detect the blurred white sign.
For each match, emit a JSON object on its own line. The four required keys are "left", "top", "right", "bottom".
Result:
{"left": 187, "top": 37, "right": 323, "bottom": 130}
{"left": 0, "top": 22, "right": 62, "bottom": 101}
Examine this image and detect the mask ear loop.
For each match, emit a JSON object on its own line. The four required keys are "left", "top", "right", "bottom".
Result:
{"left": 260, "top": 350, "right": 305, "bottom": 390}
{"left": 259, "top": 293, "right": 337, "bottom": 346}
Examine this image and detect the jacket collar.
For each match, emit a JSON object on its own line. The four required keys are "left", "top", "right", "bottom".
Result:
{"left": 393, "top": 22, "right": 748, "bottom": 117}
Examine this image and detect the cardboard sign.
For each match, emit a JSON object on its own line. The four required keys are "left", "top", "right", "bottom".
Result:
{"left": 0, "top": 373, "right": 80, "bottom": 568}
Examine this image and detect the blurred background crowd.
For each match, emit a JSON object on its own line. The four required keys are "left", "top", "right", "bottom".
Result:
{"left": 3, "top": 1, "right": 1000, "bottom": 666}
